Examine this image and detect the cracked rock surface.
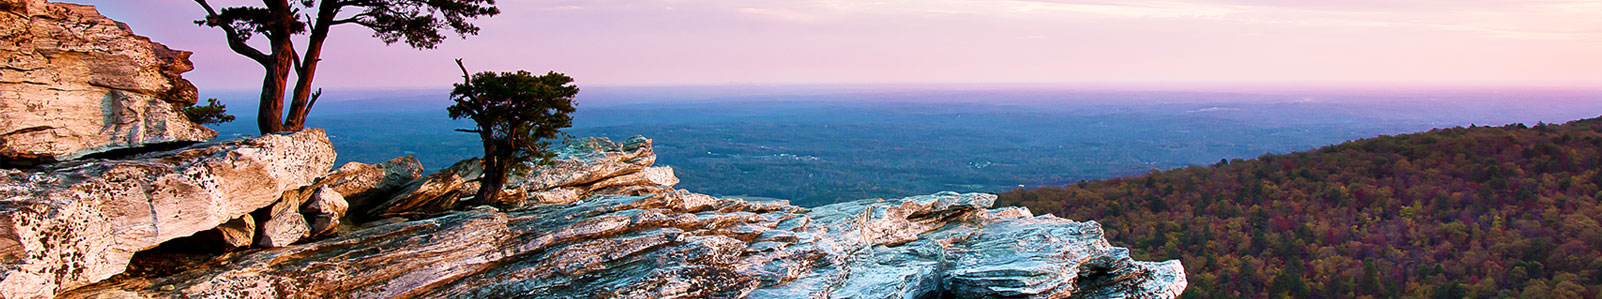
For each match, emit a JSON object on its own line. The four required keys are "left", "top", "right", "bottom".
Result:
{"left": 0, "top": 129, "right": 335, "bottom": 299}
{"left": 0, "top": 0, "right": 214, "bottom": 163}
{"left": 58, "top": 136, "right": 1185, "bottom": 299}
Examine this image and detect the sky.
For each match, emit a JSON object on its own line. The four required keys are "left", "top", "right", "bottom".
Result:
{"left": 75, "top": 0, "right": 1602, "bottom": 89}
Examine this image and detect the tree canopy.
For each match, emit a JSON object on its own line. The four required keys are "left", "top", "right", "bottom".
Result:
{"left": 1000, "top": 117, "right": 1602, "bottom": 298}
{"left": 194, "top": 0, "right": 499, "bottom": 134}
{"left": 448, "top": 59, "right": 577, "bottom": 205}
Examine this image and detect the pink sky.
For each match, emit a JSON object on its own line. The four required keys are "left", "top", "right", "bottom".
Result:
{"left": 75, "top": 0, "right": 1602, "bottom": 89}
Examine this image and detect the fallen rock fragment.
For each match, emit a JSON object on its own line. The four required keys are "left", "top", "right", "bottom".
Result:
{"left": 214, "top": 215, "right": 256, "bottom": 248}
{"left": 301, "top": 187, "right": 349, "bottom": 238}
{"left": 312, "top": 156, "right": 423, "bottom": 212}
{"left": 255, "top": 196, "right": 309, "bottom": 248}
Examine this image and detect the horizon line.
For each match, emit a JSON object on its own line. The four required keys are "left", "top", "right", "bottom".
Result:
{"left": 195, "top": 80, "right": 1602, "bottom": 93}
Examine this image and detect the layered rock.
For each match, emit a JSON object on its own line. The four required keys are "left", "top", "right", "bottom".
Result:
{"left": 366, "top": 136, "right": 672, "bottom": 218}
{"left": 59, "top": 136, "right": 1185, "bottom": 298}
{"left": 311, "top": 156, "right": 423, "bottom": 212}
{"left": 0, "top": 129, "right": 335, "bottom": 299}
{"left": 0, "top": 0, "right": 214, "bottom": 164}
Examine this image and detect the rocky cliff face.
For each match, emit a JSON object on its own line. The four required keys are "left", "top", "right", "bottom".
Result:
{"left": 0, "top": 0, "right": 214, "bottom": 164}
{"left": 1, "top": 2, "right": 1185, "bottom": 297}
{"left": 58, "top": 136, "right": 1187, "bottom": 299}
{"left": 0, "top": 130, "right": 336, "bottom": 299}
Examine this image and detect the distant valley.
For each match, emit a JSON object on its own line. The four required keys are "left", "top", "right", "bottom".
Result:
{"left": 204, "top": 86, "right": 1602, "bottom": 206}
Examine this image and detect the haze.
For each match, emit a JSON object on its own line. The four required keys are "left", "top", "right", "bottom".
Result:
{"left": 78, "top": 0, "right": 1602, "bottom": 89}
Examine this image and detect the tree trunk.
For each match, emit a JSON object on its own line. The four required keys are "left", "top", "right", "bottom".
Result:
{"left": 256, "top": 0, "right": 297, "bottom": 135}
{"left": 284, "top": 0, "right": 339, "bottom": 131}
{"left": 474, "top": 130, "right": 507, "bottom": 206}
{"left": 255, "top": 66, "right": 287, "bottom": 134}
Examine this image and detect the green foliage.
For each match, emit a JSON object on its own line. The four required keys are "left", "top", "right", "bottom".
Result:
{"left": 181, "top": 98, "right": 235, "bottom": 125}
{"left": 195, "top": 0, "right": 497, "bottom": 49}
{"left": 448, "top": 60, "right": 576, "bottom": 204}
{"left": 194, "top": 0, "right": 500, "bottom": 134}
{"left": 356, "top": 0, "right": 500, "bottom": 49}
{"left": 448, "top": 69, "right": 577, "bottom": 168}
{"left": 198, "top": 6, "right": 304, "bottom": 41}
{"left": 1000, "top": 117, "right": 1602, "bottom": 298}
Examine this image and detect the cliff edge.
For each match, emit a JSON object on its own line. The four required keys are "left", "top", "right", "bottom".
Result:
{"left": 0, "top": 2, "right": 1186, "bottom": 298}
{"left": 59, "top": 137, "right": 1188, "bottom": 299}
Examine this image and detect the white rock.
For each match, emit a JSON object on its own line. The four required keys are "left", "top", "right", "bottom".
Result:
{"left": 301, "top": 187, "right": 348, "bottom": 238}
{"left": 0, "top": 0, "right": 214, "bottom": 163}
{"left": 256, "top": 196, "right": 309, "bottom": 248}
{"left": 0, "top": 129, "right": 335, "bottom": 298}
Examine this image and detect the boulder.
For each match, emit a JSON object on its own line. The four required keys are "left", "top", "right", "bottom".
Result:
{"left": 0, "top": 0, "right": 214, "bottom": 164}
{"left": 59, "top": 191, "right": 1185, "bottom": 298}
{"left": 366, "top": 170, "right": 465, "bottom": 219}
{"left": 254, "top": 196, "right": 309, "bottom": 248}
{"left": 587, "top": 166, "right": 678, "bottom": 191}
{"left": 311, "top": 156, "right": 423, "bottom": 212}
{"left": 214, "top": 215, "right": 256, "bottom": 248}
{"left": 0, "top": 129, "right": 335, "bottom": 298}
{"left": 508, "top": 135, "right": 656, "bottom": 190}
{"left": 300, "top": 187, "right": 348, "bottom": 238}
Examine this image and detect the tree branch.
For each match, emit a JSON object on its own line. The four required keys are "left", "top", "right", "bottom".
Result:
{"left": 330, "top": 11, "right": 373, "bottom": 25}
{"left": 305, "top": 88, "right": 322, "bottom": 112}
{"left": 455, "top": 58, "right": 472, "bottom": 82}
{"left": 194, "top": 0, "right": 270, "bottom": 64}
{"left": 455, "top": 129, "right": 483, "bottom": 133}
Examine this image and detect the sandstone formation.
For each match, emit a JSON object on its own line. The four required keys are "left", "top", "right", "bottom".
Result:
{"left": 0, "top": 129, "right": 336, "bottom": 299}
{"left": 60, "top": 136, "right": 1186, "bottom": 299}
{"left": 0, "top": 0, "right": 215, "bottom": 164}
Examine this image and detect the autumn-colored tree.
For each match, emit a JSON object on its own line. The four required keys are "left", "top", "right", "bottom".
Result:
{"left": 1000, "top": 116, "right": 1602, "bottom": 298}
{"left": 447, "top": 59, "right": 577, "bottom": 206}
{"left": 194, "top": 0, "right": 499, "bottom": 134}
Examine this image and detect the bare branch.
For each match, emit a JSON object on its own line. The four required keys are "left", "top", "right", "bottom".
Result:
{"left": 455, "top": 58, "right": 472, "bottom": 82}
{"left": 306, "top": 88, "right": 322, "bottom": 112}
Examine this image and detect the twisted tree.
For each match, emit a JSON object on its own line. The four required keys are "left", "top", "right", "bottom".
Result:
{"left": 194, "top": 0, "right": 499, "bottom": 134}
{"left": 448, "top": 59, "right": 577, "bottom": 205}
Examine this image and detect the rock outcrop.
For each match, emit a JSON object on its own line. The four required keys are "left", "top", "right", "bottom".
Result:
{"left": 60, "top": 136, "right": 1186, "bottom": 299}
{"left": 0, "top": 0, "right": 214, "bottom": 164}
{"left": 312, "top": 156, "right": 423, "bottom": 213}
{"left": 366, "top": 136, "right": 670, "bottom": 219}
{"left": 0, "top": 129, "right": 336, "bottom": 299}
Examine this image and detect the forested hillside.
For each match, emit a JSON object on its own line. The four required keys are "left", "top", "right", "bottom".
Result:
{"left": 1000, "top": 117, "right": 1602, "bottom": 298}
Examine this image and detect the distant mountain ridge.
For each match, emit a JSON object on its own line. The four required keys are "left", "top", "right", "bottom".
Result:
{"left": 1000, "top": 116, "right": 1602, "bottom": 298}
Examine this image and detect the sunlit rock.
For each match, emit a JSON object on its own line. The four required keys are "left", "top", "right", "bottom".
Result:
{"left": 0, "top": 0, "right": 214, "bottom": 164}
{"left": 0, "top": 129, "right": 335, "bottom": 298}
{"left": 61, "top": 190, "right": 1184, "bottom": 298}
